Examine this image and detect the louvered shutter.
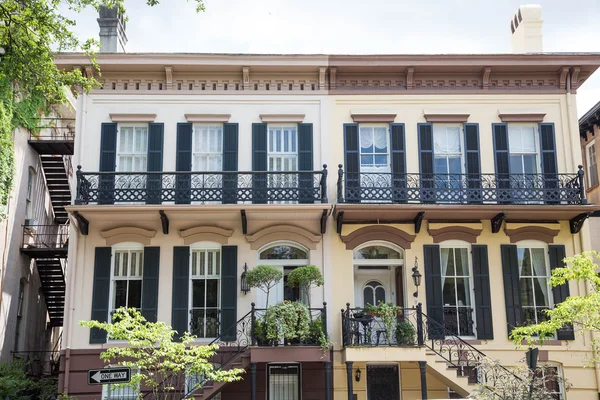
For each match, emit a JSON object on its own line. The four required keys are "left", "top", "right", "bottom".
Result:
{"left": 493, "top": 123, "right": 511, "bottom": 204}
{"left": 220, "top": 246, "right": 238, "bottom": 340}
{"left": 223, "top": 123, "right": 239, "bottom": 204}
{"left": 172, "top": 246, "right": 190, "bottom": 341}
{"left": 252, "top": 123, "right": 268, "bottom": 204}
{"left": 501, "top": 245, "right": 522, "bottom": 337}
{"left": 418, "top": 123, "right": 435, "bottom": 203}
{"left": 549, "top": 245, "right": 574, "bottom": 340}
{"left": 298, "top": 123, "right": 314, "bottom": 204}
{"left": 464, "top": 123, "right": 482, "bottom": 203}
{"left": 90, "top": 247, "right": 111, "bottom": 343}
{"left": 141, "top": 247, "right": 160, "bottom": 323}
{"left": 424, "top": 245, "right": 444, "bottom": 339}
{"left": 175, "top": 123, "right": 192, "bottom": 204}
{"left": 99, "top": 123, "right": 117, "bottom": 205}
{"left": 390, "top": 123, "right": 407, "bottom": 203}
{"left": 147, "top": 123, "right": 164, "bottom": 204}
{"left": 540, "top": 123, "right": 559, "bottom": 205}
{"left": 472, "top": 245, "right": 494, "bottom": 339}
{"left": 344, "top": 124, "right": 360, "bottom": 203}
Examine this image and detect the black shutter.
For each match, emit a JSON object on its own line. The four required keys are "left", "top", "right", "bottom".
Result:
{"left": 549, "top": 245, "right": 574, "bottom": 340}
{"left": 175, "top": 123, "right": 192, "bottom": 204}
{"left": 343, "top": 124, "right": 360, "bottom": 203}
{"left": 464, "top": 123, "right": 482, "bottom": 203}
{"left": 472, "top": 245, "right": 494, "bottom": 340}
{"left": 220, "top": 246, "right": 238, "bottom": 340}
{"left": 424, "top": 245, "right": 444, "bottom": 339}
{"left": 90, "top": 247, "right": 111, "bottom": 343}
{"left": 172, "top": 246, "right": 190, "bottom": 341}
{"left": 147, "top": 123, "right": 164, "bottom": 205}
{"left": 298, "top": 123, "right": 314, "bottom": 204}
{"left": 390, "top": 123, "right": 407, "bottom": 203}
{"left": 223, "top": 123, "right": 239, "bottom": 204}
{"left": 99, "top": 123, "right": 117, "bottom": 205}
{"left": 493, "top": 123, "right": 511, "bottom": 204}
{"left": 418, "top": 123, "right": 435, "bottom": 203}
{"left": 252, "top": 123, "right": 268, "bottom": 204}
{"left": 141, "top": 247, "right": 160, "bottom": 323}
{"left": 501, "top": 245, "right": 522, "bottom": 337}
{"left": 540, "top": 123, "right": 559, "bottom": 205}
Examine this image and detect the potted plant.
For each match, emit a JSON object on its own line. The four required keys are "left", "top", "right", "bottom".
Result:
{"left": 245, "top": 265, "right": 283, "bottom": 309}
{"left": 264, "top": 301, "right": 311, "bottom": 344}
{"left": 287, "top": 265, "right": 324, "bottom": 310}
{"left": 395, "top": 321, "right": 416, "bottom": 345}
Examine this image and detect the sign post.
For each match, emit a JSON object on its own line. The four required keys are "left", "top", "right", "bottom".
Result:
{"left": 88, "top": 367, "right": 131, "bottom": 385}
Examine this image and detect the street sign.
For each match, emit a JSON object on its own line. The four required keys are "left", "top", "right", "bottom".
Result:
{"left": 88, "top": 367, "right": 131, "bottom": 385}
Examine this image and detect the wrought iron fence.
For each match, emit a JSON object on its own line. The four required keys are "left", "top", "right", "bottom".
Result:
{"left": 28, "top": 118, "right": 75, "bottom": 141}
{"left": 443, "top": 306, "right": 475, "bottom": 337}
{"left": 341, "top": 306, "right": 419, "bottom": 347}
{"left": 189, "top": 309, "right": 221, "bottom": 339}
{"left": 76, "top": 165, "right": 328, "bottom": 205}
{"left": 12, "top": 351, "right": 60, "bottom": 377}
{"left": 21, "top": 224, "right": 69, "bottom": 250}
{"left": 336, "top": 164, "right": 586, "bottom": 205}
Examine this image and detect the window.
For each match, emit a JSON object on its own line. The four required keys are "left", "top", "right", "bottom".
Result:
{"left": 359, "top": 126, "right": 389, "bottom": 170}
{"left": 509, "top": 124, "right": 539, "bottom": 175}
{"left": 268, "top": 364, "right": 300, "bottom": 400}
{"left": 189, "top": 247, "right": 221, "bottom": 338}
{"left": 193, "top": 124, "right": 223, "bottom": 171}
{"left": 535, "top": 365, "right": 564, "bottom": 400}
{"left": 102, "top": 367, "right": 139, "bottom": 400}
{"left": 586, "top": 141, "right": 599, "bottom": 187}
{"left": 260, "top": 245, "right": 308, "bottom": 260}
{"left": 117, "top": 125, "right": 148, "bottom": 172}
{"left": 518, "top": 245, "right": 551, "bottom": 326}
{"left": 434, "top": 125, "right": 463, "bottom": 188}
{"left": 268, "top": 125, "right": 298, "bottom": 172}
{"left": 363, "top": 280, "right": 386, "bottom": 307}
{"left": 353, "top": 245, "right": 401, "bottom": 260}
{"left": 110, "top": 248, "right": 143, "bottom": 318}
{"left": 441, "top": 247, "right": 474, "bottom": 336}
{"left": 25, "top": 167, "right": 35, "bottom": 220}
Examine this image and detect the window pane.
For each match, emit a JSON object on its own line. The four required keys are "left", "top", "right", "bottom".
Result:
{"left": 361, "top": 155, "right": 374, "bottom": 166}
{"left": 114, "top": 253, "right": 121, "bottom": 277}
{"left": 122, "top": 252, "right": 128, "bottom": 276}
{"left": 456, "top": 278, "right": 471, "bottom": 306}
{"left": 510, "top": 155, "right": 523, "bottom": 174}
{"left": 521, "top": 127, "right": 536, "bottom": 152}
{"left": 374, "top": 128, "right": 387, "bottom": 153}
{"left": 128, "top": 280, "right": 142, "bottom": 309}
{"left": 534, "top": 278, "right": 549, "bottom": 307}
{"left": 208, "top": 252, "right": 213, "bottom": 275}
{"left": 531, "top": 248, "right": 547, "bottom": 277}
{"left": 193, "top": 280, "right": 206, "bottom": 308}
{"left": 216, "top": 252, "right": 221, "bottom": 275}
{"left": 509, "top": 126, "right": 522, "bottom": 153}
{"left": 375, "top": 287, "right": 385, "bottom": 304}
{"left": 200, "top": 252, "right": 205, "bottom": 275}
{"left": 374, "top": 155, "right": 388, "bottom": 166}
{"left": 448, "top": 157, "right": 461, "bottom": 174}
{"left": 446, "top": 248, "right": 456, "bottom": 276}
{"left": 260, "top": 246, "right": 308, "bottom": 260}
{"left": 434, "top": 157, "right": 448, "bottom": 174}
{"left": 205, "top": 309, "right": 219, "bottom": 337}
{"left": 363, "top": 287, "right": 373, "bottom": 307}
{"left": 114, "top": 281, "right": 127, "bottom": 309}
{"left": 192, "top": 252, "right": 197, "bottom": 276}
{"left": 523, "top": 155, "right": 537, "bottom": 174}
{"left": 443, "top": 278, "right": 456, "bottom": 306}
{"left": 520, "top": 279, "right": 534, "bottom": 306}
{"left": 455, "top": 248, "right": 469, "bottom": 276}
{"left": 518, "top": 248, "right": 532, "bottom": 276}
{"left": 354, "top": 246, "right": 401, "bottom": 260}
{"left": 206, "top": 279, "right": 218, "bottom": 307}
{"left": 131, "top": 252, "right": 137, "bottom": 276}
{"left": 522, "top": 307, "right": 536, "bottom": 325}
{"left": 291, "top": 130, "right": 297, "bottom": 153}
{"left": 360, "top": 128, "right": 373, "bottom": 153}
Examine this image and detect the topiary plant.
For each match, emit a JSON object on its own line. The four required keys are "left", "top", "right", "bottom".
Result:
{"left": 245, "top": 265, "right": 283, "bottom": 308}
{"left": 286, "top": 265, "right": 324, "bottom": 310}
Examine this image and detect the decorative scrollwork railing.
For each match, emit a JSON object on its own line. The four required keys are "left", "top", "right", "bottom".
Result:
{"left": 341, "top": 306, "right": 420, "bottom": 347}
{"left": 76, "top": 165, "right": 328, "bottom": 205}
{"left": 336, "top": 164, "right": 587, "bottom": 205}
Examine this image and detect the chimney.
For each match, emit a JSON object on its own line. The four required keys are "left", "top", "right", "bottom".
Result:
{"left": 97, "top": 5, "right": 127, "bottom": 53}
{"left": 510, "top": 5, "right": 543, "bottom": 53}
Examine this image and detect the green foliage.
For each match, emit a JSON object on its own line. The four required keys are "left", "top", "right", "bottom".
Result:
{"left": 80, "top": 307, "right": 244, "bottom": 399}
{"left": 0, "top": 359, "right": 57, "bottom": 400}
{"left": 263, "top": 301, "right": 311, "bottom": 343}
{"left": 365, "top": 301, "right": 402, "bottom": 343}
{"left": 395, "top": 321, "right": 416, "bottom": 345}
{"left": 0, "top": 98, "right": 14, "bottom": 220}
{"left": 470, "top": 358, "right": 570, "bottom": 399}
{"left": 286, "top": 265, "right": 324, "bottom": 310}
{"left": 245, "top": 265, "right": 283, "bottom": 308}
{"left": 511, "top": 251, "right": 600, "bottom": 363}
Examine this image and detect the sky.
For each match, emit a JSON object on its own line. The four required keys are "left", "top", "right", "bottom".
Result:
{"left": 64, "top": 0, "right": 600, "bottom": 117}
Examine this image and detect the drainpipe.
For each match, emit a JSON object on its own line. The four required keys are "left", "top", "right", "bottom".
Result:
{"left": 345, "top": 361, "right": 353, "bottom": 400}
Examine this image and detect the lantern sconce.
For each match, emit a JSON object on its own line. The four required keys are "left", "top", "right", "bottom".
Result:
{"left": 241, "top": 263, "right": 250, "bottom": 294}
{"left": 355, "top": 367, "right": 361, "bottom": 382}
{"left": 412, "top": 257, "right": 422, "bottom": 298}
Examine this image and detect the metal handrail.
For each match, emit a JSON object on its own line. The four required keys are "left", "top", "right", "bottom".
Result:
{"left": 21, "top": 224, "right": 69, "bottom": 250}
{"left": 336, "top": 164, "right": 587, "bottom": 205}
{"left": 28, "top": 118, "right": 75, "bottom": 141}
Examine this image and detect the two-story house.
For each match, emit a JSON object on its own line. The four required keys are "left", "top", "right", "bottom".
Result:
{"left": 55, "top": 5, "right": 600, "bottom": 400}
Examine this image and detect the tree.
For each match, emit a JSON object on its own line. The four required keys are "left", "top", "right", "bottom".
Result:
{"left": 0, "top": 359, "right": 57, "bottom": 400}
{"left": 80, "top": 307, "right": 244, "bottom": 399}
{"left": 245, "top": 265, "right": 283, "bottom": 309}
{"left": 470, "top": 358, "right": 570, "bottom": 400}
{"left": 0, "top": 0, "right": 205, "bottom": 218}
{"left": 511, "top": 251, "right": 600, "bottom": 362}
{"left": 287, "top": 265, "right": 324, "bottom": 310}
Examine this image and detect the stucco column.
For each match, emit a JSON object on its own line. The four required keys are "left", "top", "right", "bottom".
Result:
{"left": 345, "top": 361, "right": 354, "bottom": 400}
{"left": 250, "top": 362, "right": 257, "bottom": 400}
{"left": 419, "top": 361, "right": 428, "bottom": 400}
{"left": 324, "top": 360, "right": 332, "bottom": 400}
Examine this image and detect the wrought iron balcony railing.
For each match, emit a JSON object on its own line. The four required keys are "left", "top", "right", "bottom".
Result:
{"left": 336, "top": 165, "right": 587, "bottom": 205}
{"left": 21, "top": 224, "right": 69, "bottom": 259}
{"left": 341, "top": 306, "right": 420, "bottom": 347}
{"left": 76, "top": 165, "right": 328, "bottom": 205}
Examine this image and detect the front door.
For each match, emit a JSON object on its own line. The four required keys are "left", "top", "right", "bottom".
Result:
{"left": 367, "top": 365, "right": 400, "bottom": 400}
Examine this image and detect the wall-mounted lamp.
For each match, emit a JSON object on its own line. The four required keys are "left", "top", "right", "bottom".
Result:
{"left": 355, "top": 367, "right": 361, "bottom": 382}
{"left": 412, "top": 257, "right": 422, "bottom": 298}
{"left": 240, "top": 263, "right": 250, "bottom": 294}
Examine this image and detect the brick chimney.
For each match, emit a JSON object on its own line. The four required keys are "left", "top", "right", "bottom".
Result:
{"left": 97, "top": 5, "right": 127, "bottom": 53}
{"left": 510, "top": 5, "right": 543, "bottom": 53}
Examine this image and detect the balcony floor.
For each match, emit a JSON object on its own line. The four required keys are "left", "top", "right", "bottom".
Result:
{"left": 28, "top": 140, "right": 74, "bottom": 155}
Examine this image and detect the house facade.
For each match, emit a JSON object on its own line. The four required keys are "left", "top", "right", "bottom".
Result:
{"left": 578, "top": 101, "right": 600, "bottom": 250}
{"left": 54, "top": 5, "right": 600, "bottom": 400}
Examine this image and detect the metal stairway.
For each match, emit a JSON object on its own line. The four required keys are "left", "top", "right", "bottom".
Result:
{"left": 39, "top": 155, "right": 71, "bottom": 224}
{"left": 34, "top": 258, "right": 66, "bottom": 327}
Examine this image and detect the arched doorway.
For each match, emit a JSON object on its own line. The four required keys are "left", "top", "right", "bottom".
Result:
{"left": 353, "top": 242, "right": 405, "bottom": 308}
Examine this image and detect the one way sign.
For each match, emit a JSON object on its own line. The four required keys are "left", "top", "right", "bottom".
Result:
{"left": 88, "top": 367, "right": 131, "bottom": 385}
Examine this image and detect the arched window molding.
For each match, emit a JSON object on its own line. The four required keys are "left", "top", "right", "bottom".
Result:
{"left": 353, "top": 241, "right": 404, "bottom": 266}
{"left": 101, "top": 227, "right": 156, "bottom": 246}
{"left": 428, "top": 226, "right": 482, "bottom": 244}
{"left": 246, "top": 225, "right": 320, "bottom": 250}
{"left": 179, "top": 226, "right": 233, "bottom": 246}
{"left": 504, "top": 226, "right": 559, "bottom": 244}
{"left": 341, "top": 226, "right": 416, "bottom": 250}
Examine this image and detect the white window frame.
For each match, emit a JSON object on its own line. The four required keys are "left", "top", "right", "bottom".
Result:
{"left": 508, "top": 124, "right": 541, "bottom": 174}
{"left": 358, "top": 124, "right": 390, "bottom": 171}
{"left": 537, "top": 363, "right": 565, "bottom": 400}
{"left": 352, "top": 241, "right": 405, "bottom": 267}
{"left": 189, "top": 242, "right": 222, "bottom": 340}
{"left": 439, "top": 240, "right": 476, "bottom": 339}
{"left": 25, "top": 167, "right": 35, "bottom": 220}
{"left": 192, "top": 123, "right": 223, "bottom": 172}
{"left": 102, "top": 366, "right": 140, "bottom": 400}
{"left": 116, "top": 124, "right": 148, "bottom": 173}
{"left": 586, "top": 141, "right": 598, "bottom": 187}
{"left": 267, "top": 363, "right": 301, "bottom": 400}
{"left": 268, "top": 124, "right": 298, "bottom": 172}
{"left": 108, "top": 243, "right": 144, "bottom": 320}
{"left": 433, "top": 124, "right": 465, "bottom": 175}
{"left": 362, "top": 280, "right": 387, "bottom": 307}
{"left": 516, "top": 240, "right": 553, "bottom": 326}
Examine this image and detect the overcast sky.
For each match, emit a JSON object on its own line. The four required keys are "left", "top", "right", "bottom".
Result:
{"left": 65, "top": 0, "right": 600, "bottom": 117}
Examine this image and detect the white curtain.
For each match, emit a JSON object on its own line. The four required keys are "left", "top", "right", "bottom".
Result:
{"left": 373, "top": 127, "right": 387, "bottom": 152}
{"left": 531, "top": 248, "right": 549, "bottom": 306}
{"left": 509, "top": 126, "right": 536, "bottom": 153}
{"left": 360, "top": 128, "right": 373, "bottom": 151}
{"left": 440, "top": 248, "right": 450, "bottom": 297}
{"left": 434, "top": 126, "right": 461, "bottom": 154}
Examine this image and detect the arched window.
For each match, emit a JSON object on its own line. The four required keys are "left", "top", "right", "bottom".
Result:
{"left": 353, "top": 245, "right": 401, "bottom": 260}
{"left": 363, "top": 280, "right": 386, "bottom": 307}
{"left": 259, "top": 244, "right": 308, "bottom": 260}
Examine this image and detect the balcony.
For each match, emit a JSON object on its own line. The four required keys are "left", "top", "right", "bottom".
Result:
{"left": 75, "top": 166, "right": 328, "bottom": 205}
{"left": 21, "top": 224, "right": 69, "bottom": 258}
{"left": 28, "top": 118, "right": 75, "bottom": 155}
